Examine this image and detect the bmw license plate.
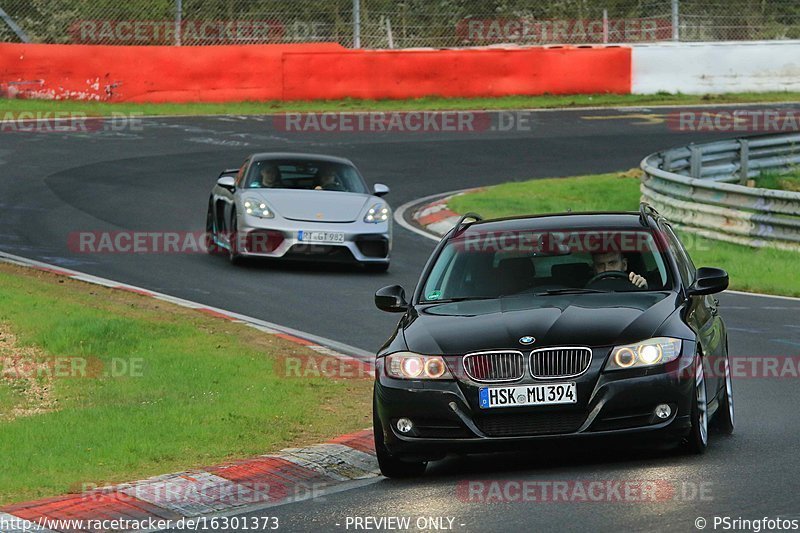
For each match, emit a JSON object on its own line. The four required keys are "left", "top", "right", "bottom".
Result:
{"left": 479, "top": 382, "right": 577, "bottom": 409}
{"left": 298, "top": 230, "right": 345, "bottom": 244}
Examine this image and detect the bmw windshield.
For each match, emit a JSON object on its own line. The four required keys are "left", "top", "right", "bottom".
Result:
{"left": 421, "top": 227, "right": 674, "bottom": 302}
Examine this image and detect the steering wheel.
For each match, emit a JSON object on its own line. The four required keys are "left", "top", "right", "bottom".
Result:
{"left": 585, "top": 270, "right": 633, "bottom": 289}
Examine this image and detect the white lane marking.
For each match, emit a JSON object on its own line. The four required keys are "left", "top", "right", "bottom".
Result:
{"left": 727, "top": 327, "right": 763, "bottom": 334}
{"left": 4, "top": 101, "right": 800, "bottom": 126}
{"left": 0, "top": 250, "right": 373, "bottom": 361}
{"left": 725, "top": 290, "right": 800, "bottom": 303}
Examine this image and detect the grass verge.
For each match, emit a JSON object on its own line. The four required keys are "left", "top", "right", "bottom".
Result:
{"left": 0, "top": 262, "right": 372, "bottom": 505}
{"left": 2, "top": 92, "right": 800, "bottom": 116}
{"left": 448, "top": 171, "right": 800, "bottom": 297}
{"left": 755, "top": 170, "right": 800, "bottom": 192}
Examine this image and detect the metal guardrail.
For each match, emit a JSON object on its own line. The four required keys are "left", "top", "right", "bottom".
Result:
{"left": 640, "top": 133, "right": 800, "bottom": 251}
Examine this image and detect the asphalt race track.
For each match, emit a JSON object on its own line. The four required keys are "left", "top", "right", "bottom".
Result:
{"left": 3, "top": 107, "right": 800, "bottom": 531}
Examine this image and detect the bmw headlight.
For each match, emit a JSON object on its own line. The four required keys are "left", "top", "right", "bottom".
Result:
{"left": 243, "top": 197, "right": 274, "bottom": 219}
{"left": 604, "top": 337, "right": 682, "bottom": 371}
{"left": 364, "top": 203, "right": 390, "bottom": 224}
{"left": 385, "top": 352, "right": 453, "bottom": 380}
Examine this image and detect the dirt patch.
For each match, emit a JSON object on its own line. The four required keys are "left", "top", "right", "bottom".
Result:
{"left": 0, "top": 324, "right": 57, "bottom": 420}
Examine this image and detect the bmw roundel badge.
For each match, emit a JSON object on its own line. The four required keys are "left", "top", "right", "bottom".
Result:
{"left": 519, "top": 336, "right": 536, "bottom": 345}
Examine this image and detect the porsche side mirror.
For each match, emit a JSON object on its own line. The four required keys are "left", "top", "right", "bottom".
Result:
{"left": 373, "top": 183, "right": 390, "bottom": 197}
{"left": 217, "top": 176, "right": 236, "bottom": 191}
{"left": 375, "top": 285, "right": 408, "bottom": 312}
{"left": 687, "top": 267, "right": 729, "bottom": 296}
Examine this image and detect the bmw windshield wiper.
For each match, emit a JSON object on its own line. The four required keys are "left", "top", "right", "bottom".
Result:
{"left": 534, "top": 288, "right": 608, "bottom": 296}
{"left": 424, "top": 296, "right": 497, "bottom": 303}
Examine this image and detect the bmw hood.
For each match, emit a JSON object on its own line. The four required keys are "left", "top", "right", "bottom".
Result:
{"left": 244, "top": 190, "right": 372, "bottom": 223}
{"left": 403, "top": 292, "right": 680, "bottom": 354}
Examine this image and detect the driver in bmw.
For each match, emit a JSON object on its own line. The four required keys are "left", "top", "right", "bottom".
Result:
{"left": 591, "top": 251, "right": 648, "bottom": 289}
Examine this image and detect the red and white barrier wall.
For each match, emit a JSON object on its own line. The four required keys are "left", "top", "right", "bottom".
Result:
{"left": 0, "top": 43, "right": 629, "bottom": 102}
{"left": 632, "top": 41, "right": 800, "bottom": 94}
{"left": 0, "top": 41, "right": 797, "bottom": 103}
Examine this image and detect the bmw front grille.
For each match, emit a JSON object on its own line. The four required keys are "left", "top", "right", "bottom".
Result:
{"left": 463, "top": 351, "right": 525, "bottom": 383}
{"left": 529, "top": 347, "right": 592, "bottom": 379}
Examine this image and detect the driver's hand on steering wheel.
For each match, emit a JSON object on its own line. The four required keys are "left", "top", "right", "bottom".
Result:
{"left": 629, "top": 272, "right": 648, "bottom": 289}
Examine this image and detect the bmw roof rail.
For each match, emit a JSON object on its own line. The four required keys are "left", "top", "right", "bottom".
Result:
{"left": 450, "top": 212, "right": 483, "bottom": 238}
{"left": 638, "top": 202, "right": 660, "bottom": 227}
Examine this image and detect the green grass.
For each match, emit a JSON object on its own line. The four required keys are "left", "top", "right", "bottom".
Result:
{"left": 448, "top": 171, "right": 800, "bottom": 297}
{"left": 2, "top": 91, "right": 800, "bottom": 116}
{"left": 0, "top": 264, "right": 372, "bottom": 505}
{"left": 755, "top": 170, "right": 800, "bottom": 192}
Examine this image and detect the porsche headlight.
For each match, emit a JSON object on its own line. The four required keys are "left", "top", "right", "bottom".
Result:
{"left": 364, "top": 203, "right": 390, "bottom": 224}
{"left": 605, "top": 337, "right": 682, "bottom": 371}
{"left": 243, "top": 197, "right": 274, "bottom": 219}
{"left": 385, "top": 352, "right": 453, "bottom": 380}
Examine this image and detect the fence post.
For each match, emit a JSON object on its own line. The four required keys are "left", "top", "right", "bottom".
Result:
{"left": 175, "top": 0, "right": 183, "bottom": 46}
{"left": 671, "top": 0, "right": 679, "bottom": 41}
{"left": 739, "top": 139, "right": 750, "bottom": 185}
{"left": 602, "top": 9, "right": 609, "bottom": 44}
{"left": 353, "top": 0, "right": 361, "bottom": 48}
{"left": 690, "top": 144, "right": 701, "bottom": 179}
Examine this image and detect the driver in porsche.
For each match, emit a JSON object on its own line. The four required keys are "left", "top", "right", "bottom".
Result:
{"left": 591, "top": 251, "right": 648, "bottom": 289}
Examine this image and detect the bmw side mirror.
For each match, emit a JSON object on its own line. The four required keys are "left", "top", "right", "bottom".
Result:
{"left": 217, "top": 176, "right": 236, "bottom": 191}
{"left": 687, "top": 267, "right": 729, "bottom": 296}
{"left": 373, "top": 183, "right": 390, "bottom": 197}
{"left": 375, "top": 285, "right": 408, "bottom": 312}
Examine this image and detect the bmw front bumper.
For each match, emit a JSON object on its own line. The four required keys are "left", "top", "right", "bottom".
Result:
{"left": 374, "top": 344, "right": 697, "bottom": 459}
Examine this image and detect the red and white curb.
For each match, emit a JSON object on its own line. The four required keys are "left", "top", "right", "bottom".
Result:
{"left": 0, "top": 250, "right": 381, "bottom": 529}
{"left": 1, "top": 431, "right": 377, "bottom": 531}
{"left": 395, "top": 188, "right": 484, "bottom": 241}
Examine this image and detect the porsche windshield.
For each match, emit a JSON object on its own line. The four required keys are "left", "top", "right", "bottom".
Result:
{"left": 245, "top": 159, "right": 368, "bottom": 193}
{"left": 421, "top": 228, "right": 674, "bottom": 302}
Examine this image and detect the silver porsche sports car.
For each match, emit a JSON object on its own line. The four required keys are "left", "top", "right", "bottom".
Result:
{"left": 206, "top": 153, "right": 392, "bottom": 271}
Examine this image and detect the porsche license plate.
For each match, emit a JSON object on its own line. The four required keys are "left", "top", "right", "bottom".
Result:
{"left": 479, "top": 382, "right": 577, "bottom": 409}
{"left": 298, "top": 231, "right": 345, "bottom": 244}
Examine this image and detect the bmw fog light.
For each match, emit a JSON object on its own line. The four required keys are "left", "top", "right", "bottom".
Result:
{"left": 654, "top": 404, "right": 672, "bottom": 419}
{"left": 396, "top": 418, "right": 413, "bottom": 433}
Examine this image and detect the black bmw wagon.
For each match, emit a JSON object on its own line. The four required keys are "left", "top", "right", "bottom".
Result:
{"left": 372, "top": 204, "right": 734, "bottom": 478}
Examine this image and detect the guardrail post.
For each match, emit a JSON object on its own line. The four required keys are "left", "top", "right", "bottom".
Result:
{"left": 663, "top": 150, "right": 673, "bottom": 172}
{"left": 689, "top": 144, "right": 701, "bottom": 179}
{"left": 739, "top": 139, "right": 750, "bottom": 185}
